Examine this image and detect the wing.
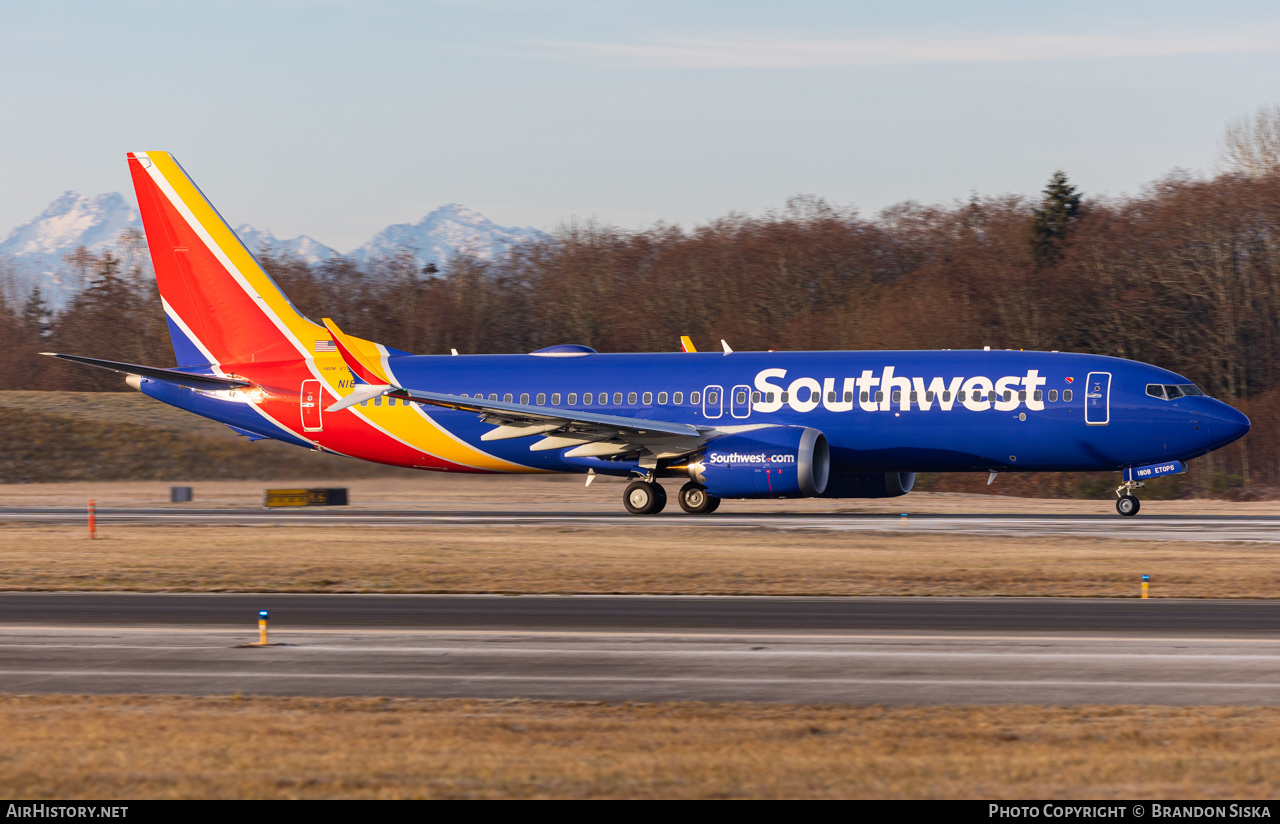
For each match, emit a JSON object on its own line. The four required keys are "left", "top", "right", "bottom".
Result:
{"left": 394, "top": 387, "right": 711, "bottom": 458}
{"left": 321, "top": 318, "right": 712, "bottom": 459}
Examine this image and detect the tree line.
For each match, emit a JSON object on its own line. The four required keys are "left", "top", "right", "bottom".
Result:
{"left": 3, "top": 112, "right": 1279, "bottom": 496}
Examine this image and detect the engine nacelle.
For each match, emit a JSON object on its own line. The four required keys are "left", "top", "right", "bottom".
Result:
{"left": 821, "top": 471, "right": 917, "bottom": 498}
{"left": 679, "top": 426, "right": 830, "bottom": 498}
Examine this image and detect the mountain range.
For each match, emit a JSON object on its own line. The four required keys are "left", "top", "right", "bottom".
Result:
{"left": 0, "top": 192, "right": 546, "bottom": 305}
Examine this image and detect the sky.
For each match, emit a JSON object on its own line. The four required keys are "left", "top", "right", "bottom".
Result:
{"left": 2, "top": 0, "right": 1279, "bottom": 252}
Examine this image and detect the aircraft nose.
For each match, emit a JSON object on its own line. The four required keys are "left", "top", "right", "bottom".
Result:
{"left": 1206, "top": 402, "right": 1250, "bottom": 445}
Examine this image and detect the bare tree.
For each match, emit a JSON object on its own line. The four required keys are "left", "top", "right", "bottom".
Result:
{"left": 1221, "top": 104, "right": 1280, "bottom": 178}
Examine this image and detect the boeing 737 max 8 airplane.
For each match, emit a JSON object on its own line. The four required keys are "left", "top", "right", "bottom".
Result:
{"left": 46, "top": 153, "right": 1251, "bottom": 517}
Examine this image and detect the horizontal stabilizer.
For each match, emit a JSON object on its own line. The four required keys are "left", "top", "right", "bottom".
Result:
{"left": 41, "top": 353, "right": 251, "bottom": 390}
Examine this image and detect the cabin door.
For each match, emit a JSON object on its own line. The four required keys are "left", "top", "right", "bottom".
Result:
{"left": 1084, "top": 371, "right": 1111, "bottom": 426}
{"left": 301, "top": 379, "right": 323, "bottom": 432}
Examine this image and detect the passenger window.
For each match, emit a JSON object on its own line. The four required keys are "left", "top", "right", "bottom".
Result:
{"left": 766, "top": 392, "right": 775, "bottom": 403}
{"left": 504, "top": 393, "right": 513, "bottom": 403}
{"left": 488, "top": 393, "right": 497, "bottom": 401}
{"left": 1048, "top": 389, "right": 1058, "bottom": 402}
{"left": 374, "top": 397, "right": 382, "bottom": 406}
{"left": 389, "top": 398, "right": 397, "bottom": 407}
{"left": 891, "top": 391, "right": 901, "bottom": 404}
{"left": 1033, "top": 390, "right": 1042, "bottom": 402}
{"left": 520, "top": 393, "right": 530, "bottom": 404}
{"left": 926, "top": 391, "right": 935, "bottom": 402}
{"left": 627, "top": 392, "right": 637, "bottom": 404}
{"left": 567, "top": 393, "right": 576, "bottom": 404}
{"left": 460, "top": 393, "right": 469, "bottom": 398}
{"left": 551, "top": 393, "right": 560, "bottom": 404}
{"left": 536, "top": 393, "right": 546, "bottom": 405}
{"left": 708, "top": 391, "right": 719, "bottom": 404}
{"left": 360, "top": 399, "right": 368, "bottom": 407}
{"left": 658, "top": 392, "right": 668, "bottom": 404}
{"left": 781, "top": 392, "right": 789, "bottom": 403}
{"left": 1003, "top": 391, "right": 1011, "bottom": 402}
{"left": 844, "top": 391, "right": 853, "bottom": 403}
{"left": 875, "top": 391, "right": 884, "bottom": 403}
{"left": 601, "top": 392, "right": 610, "bottom": 404}
{"left": 1018, "top": 390, "right": 1026, "bottom": 401}
{"left": 692, "top": 391, "right": 701, "bottom": 404}
{"left": 673, "top": 392, "right": 683, "bottom": 404}
{"left": 752, "top": 391, "right": 761, "bottom": 403}
{"left": 736, "top": 391, "right": 747, "bottom": 404}
{"left": 643, "top": 392, "right": 652, "bottom": 404}
{"left": 583, "top": 393, "right": 592, "bottom": 405}
{"left": 958, "top": 391, "right": 966, "bottom": 402}
{"left": 909, "top": 391, "right": 918, "bottom": 403}
{"left": 860, "top": 391, "right": 869, "bottom": 403}
{"left": 942, "top": 391, "right": 950, "bottom": 402}
{"left": 827, "top": 391, "right": 837, "bottom": 403}
{"left": 1063, "top": 389, "right": 1073, "bottom": 402}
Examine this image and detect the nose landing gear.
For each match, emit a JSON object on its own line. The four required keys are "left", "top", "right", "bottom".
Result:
{"left": 1115, "top": 480, "right": 1144, "bottom": 517}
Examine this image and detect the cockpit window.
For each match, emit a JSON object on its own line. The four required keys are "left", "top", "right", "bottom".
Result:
{"left": 1148, "top": 383, "right": 1207, "bottom": 401}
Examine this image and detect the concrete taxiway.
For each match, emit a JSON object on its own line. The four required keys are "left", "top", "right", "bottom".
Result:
{"left": 2, "top": 594, "right": 1279, "bottom": 704}
{"left": 4, "top": 506, "right": 1280, "bottom": 542}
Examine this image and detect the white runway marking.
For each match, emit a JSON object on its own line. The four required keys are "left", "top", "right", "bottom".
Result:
{"left": 2, "top": 669, "right": 1279, "bottom": 692}
{"left": 5, "top": 509, "right": 1280, "bottom": 541}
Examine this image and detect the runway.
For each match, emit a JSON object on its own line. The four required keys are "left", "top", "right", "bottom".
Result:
{"left": 4, "top": 506, "right": 1280, "bottom": 541}
{"left": 3, "top": 594, "right": 1279, "bottom": 704}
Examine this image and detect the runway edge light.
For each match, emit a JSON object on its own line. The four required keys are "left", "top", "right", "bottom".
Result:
{"left": 258, "top": 610, "right": 269, "bottom": 644}
{"left": 1142, "top": 574, "right": 1150, "bottom": 599}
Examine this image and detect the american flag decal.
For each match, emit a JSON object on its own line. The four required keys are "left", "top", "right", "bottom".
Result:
{"left": 315, "top": 340, "right": 337, "bottom": 352}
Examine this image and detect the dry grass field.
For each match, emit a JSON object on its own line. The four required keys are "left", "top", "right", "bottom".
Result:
{"left": 1, "top": 521, "right": 1279, "bottom": 597}
{"left": 2, "top": 477, "right": 1277, "bottom": 595}
{"left": 1, "top": 695, "right": 1277, "bottom": 799}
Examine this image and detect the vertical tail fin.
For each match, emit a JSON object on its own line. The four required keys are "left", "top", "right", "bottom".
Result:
{"left": 128, "top": 151, "right": 323, "bottom": 369}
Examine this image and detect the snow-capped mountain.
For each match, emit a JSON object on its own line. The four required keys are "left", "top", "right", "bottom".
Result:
{"left": 0, "top": 192, "right": 545, "bottom": 305}
{"left": 350, "top": 204, "right": 546, "bottom": 268}
{"left": 233, "top": 225, "right": 338, "bottom": 265}
{"left": 0, "top": 192, "right": 139, "bottom": 263}
{"left": 0, "top": 192, "right": 144, "bottom": 304}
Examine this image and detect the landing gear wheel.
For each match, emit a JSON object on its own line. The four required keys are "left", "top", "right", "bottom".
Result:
{"left": 651, "top": 482, "right": 667, "bottom": 514}
{"left": 678, "top": 482, "right": 721, "bottom": 515}
{"left": 624, "top": 481, "right": 664, "bottom": 515}
{"left": 1116, "top": 495, "right": 1140, "bottom": 517}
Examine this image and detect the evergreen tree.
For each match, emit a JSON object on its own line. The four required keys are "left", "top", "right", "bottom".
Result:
{"left": 1030, "top": 171, "right": 1082, "bottom": 266}
{"left": 20, "top": 286, "right": 50, "bottom": 342}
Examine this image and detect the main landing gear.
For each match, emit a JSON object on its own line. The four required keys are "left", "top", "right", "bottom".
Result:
{"left": 623, "top": 480, "right": 667, "bottom": 515}
{"left": 678, "top": 482, "right": 721, "bottom": 515}
{"left": 621, "top": 480, "right": 722, "bottom": 515}
{"left": 1115, "top": 480, "right": 1144, "bottom": 517}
